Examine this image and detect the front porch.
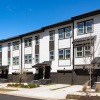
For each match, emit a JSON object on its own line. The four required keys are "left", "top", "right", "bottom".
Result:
{"left": 32, "top": 61, "right": 52, "bottom": 85}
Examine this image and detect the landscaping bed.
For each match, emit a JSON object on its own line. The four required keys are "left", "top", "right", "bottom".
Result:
{"left": 7, "top": 83, "right": 39, "bottom": 88}
{"left": 66, "top": 94, "right": 100, "bottom": 100}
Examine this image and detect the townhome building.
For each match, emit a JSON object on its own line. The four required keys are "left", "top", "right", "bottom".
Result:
{"left": 0, "top": 9, "right": 100, "bottom": 85}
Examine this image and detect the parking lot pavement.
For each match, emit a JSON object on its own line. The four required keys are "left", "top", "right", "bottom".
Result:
{"left": 0, "top": 83, "right": 83, "bottom": 100}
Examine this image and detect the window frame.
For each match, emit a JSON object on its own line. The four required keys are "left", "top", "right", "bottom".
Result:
{"left": 49, "top": 30, "right": 55, "bottom": 41}
{"left": 59, "top": 49, "right": 64, "bottom": 59}
{"left": 35, "top": 35, "right": 40, "bottom": 45}
{"left": 8, "top": 58, "right": 10, "bottom": 65}
{"left": 76, "top": 45, "right": 83, "bottom": 58}
{"left": 8, "top": 43, "right": 11, "bottom": 51}
{"left": 77, "top": 22, "right": 84, "bottom": 35}
{"left": 13, "top": 57, "right": 19, "bottom": 65}
{"left": 58, "top": 28, "right": 64, "bottom": 39}
{"left": 35, "top": 54, "right": 39, "bottom": 63}
{"left": 49, "top": 50, "right": 54, "bottom": 60}
{"left": 65, "top": 48, "right": 70, "bottom": 59}
{"left": 65, "top": 27, "right": 71, "bottom": 39}
{"left": 24, "top": 37, "right": 32, "bottom": 47}
{"left": 86, "top": 20, "right": 93, "bottom": 33}
{"left": 13, "top": 41, "right": 19, "bottom": 50}
{"left": 84, "top": 44, "right": 91, "bottom": 57}
{"left": 24, "top": 54, "right": 32, "bottom": 64}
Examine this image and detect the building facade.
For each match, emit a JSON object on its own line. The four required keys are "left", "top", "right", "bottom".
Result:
{"left": 0, "top": 9, "right": 100, "bottom": 85}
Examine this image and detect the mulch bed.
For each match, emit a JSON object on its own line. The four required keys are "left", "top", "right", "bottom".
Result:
{"left": 80, "top": 96, "right": 100, "bottom": 100}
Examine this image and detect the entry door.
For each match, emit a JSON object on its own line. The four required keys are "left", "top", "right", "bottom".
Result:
{"left": 45, "top": 66, "right": 50, "bottom": 79}
{"left": 38, "top": 68, "right": 43, "bottom": 79}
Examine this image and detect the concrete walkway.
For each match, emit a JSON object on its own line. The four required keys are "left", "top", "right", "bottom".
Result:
{"left": 0, "top": 83, "right": 83, "bottom": 100}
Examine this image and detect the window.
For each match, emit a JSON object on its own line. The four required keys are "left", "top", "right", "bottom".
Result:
{"left": 65, "top": 27, "right": 71, "bottom": 38}
{"left": 76, "top": 46, "right": 83, "bottom": 57}
{"left": 24, "top": 54, "right": 32, "bottom": 63}
{"left": 65, "top": 48, "right": 70, "bottom": 59}
{"left": 13, "top": 41, "right": 19, "bottom": 50}
{"left": 0, "top": 45, "right": 2, "bottom": 52}
{"left": 35, "top": 35, "right": 40, "bottom": 45}
{"left": 59, "top": 49, "right": 64, "bottom": 59}
{"left": 0, "top": 58, "right": 2, "bottom": 66}
{"left": 58, "top": 29, "right": 64, "bottom": 39}
{"left": 35, "top": 54, "right": 39, "bottom": 63}
{"left": 86, "top": 20, "right": 93, "bottom": 33}
{"left": 84, "top": 45, "right": 91, "bottom": 56}
{"left": 13, "top": 57, "right": 19, "bottom": 65}
{"left": 24, "top": 37, "right": 32, "bottom": 47}
{"left": 77, "top": 22, "right": 84, "bottom": 35}
{"left": 49, "top": 31, "right": 54, "bottom": 41}
{"left": 50, "top": 50, "right": 54, "bottom": 60}
{"left": 8, "top": 43, "right": 11, "bottom": 51}
{"left": 8, "top": 58, "right": 10, "bottom": 65}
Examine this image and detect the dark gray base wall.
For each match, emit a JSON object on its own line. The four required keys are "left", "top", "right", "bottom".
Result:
{"left": 8, "top": 72, "right": 34, "bottom": 83}
{"left": 8, "top": 70, "right": 89, "bottom": 85}
{"left": 74, "top": 74, "right": 89, "bottom": 85}
{"left": 51, "top": 71, "right": 72, "bottom": 84}
{"left": 51, "top": 70, "right": 89, "bottom": 85}
{"left": 74, "top": 69, "right": 89, "bottom": 85}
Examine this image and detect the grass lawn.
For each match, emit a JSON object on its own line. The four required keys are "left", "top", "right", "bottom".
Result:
{"left": 0, "top": 88, "right": 16, "bottom": 92}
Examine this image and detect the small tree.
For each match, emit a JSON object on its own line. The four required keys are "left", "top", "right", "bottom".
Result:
{"left": 83, "top": 33, "right": 100, "bottom": 96}
{"left": 16, "top": 69, "right": 28, "bottom": 83}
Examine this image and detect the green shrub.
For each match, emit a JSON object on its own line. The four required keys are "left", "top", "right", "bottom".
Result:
{"left": 20, "top": 84, "right": 25, "bottom": 88}
{"left": 23, "top": 85, "right": 28, "bottom": 88}
{"left": 7, "top": 83, "right": 39, "bottom": 88}
{"left": 28, "top": 84, "right": 39, "bottom": 88}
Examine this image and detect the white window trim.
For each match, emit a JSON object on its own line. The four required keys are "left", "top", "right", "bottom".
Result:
{"left": 76, "top": 46, "right": 83, "bottom": 57}
{"left": 8, "top": 43, "right": 11, "bottom": 51}
{"left": 49, "top": 31, "right": 54, "bottom": 41}
{"left": 13, "top": 41, "right": 19, "bottom": 50}
{"left": 35, "top": 54, "right": 39, "bottom": 63}
{"left": 86, "top": 20, "right": 93, "bottom": 33}
{"left": 65, "top": 48, "right": 70, "bottom": 59}
{"left": 35, "top": 35, "right": 40, "bottom": 45}
{"left": 13, "top": 57, "right": 19, "bottom": 65}
{"left": 58, "top": 29, "right": 64, "bottom": 39}
{"left": 77, "top": 22, "right": 84, "bottom": 35}
{"left": 50, "top": 50, "right": 54, "bottom": 60}
{"left": 8, "top": 58, "right": 10, "bottom": 65}
{"left": 65, "top": 27, "right": 71, "bottom": 39}
{"left": 59, "top": 49, "right": 64, "bottom": 59}
{"left": 84, "top": 44, "right": 91, "bottom": 57}
{"left": 24, "top": 54, "right": 32, "bottom": 64}
{"left": 24, "top": 37, "right": 32, "bottom": 47}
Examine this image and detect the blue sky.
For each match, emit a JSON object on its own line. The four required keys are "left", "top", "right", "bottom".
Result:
{"left": 0, "top": 0, "right": 100, "bottom": 39}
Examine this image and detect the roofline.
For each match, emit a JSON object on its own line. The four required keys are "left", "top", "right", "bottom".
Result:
{"left": 0, "top": 9, "right": 100, "bottom": 43}
{"left": 72, "top": 9, "right": 100, "bottom": 20}
{"left": 0, "top": 28, "right": 43, "bottom": 43}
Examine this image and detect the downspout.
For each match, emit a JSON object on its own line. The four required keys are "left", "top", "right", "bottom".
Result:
{"left": 72, "top": 20, "right": 75, "bottom": 85}
{"left": 20, "top": 36, "right": 23, "bottom": 83}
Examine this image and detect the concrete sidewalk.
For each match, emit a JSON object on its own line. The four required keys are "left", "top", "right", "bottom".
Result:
{"left": 0, "top": 83, "right": 83, "bottom": 100}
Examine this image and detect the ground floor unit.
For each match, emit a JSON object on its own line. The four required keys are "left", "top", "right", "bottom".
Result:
{"left": 0, "top": 63, "right": 100, "bottom": 86}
